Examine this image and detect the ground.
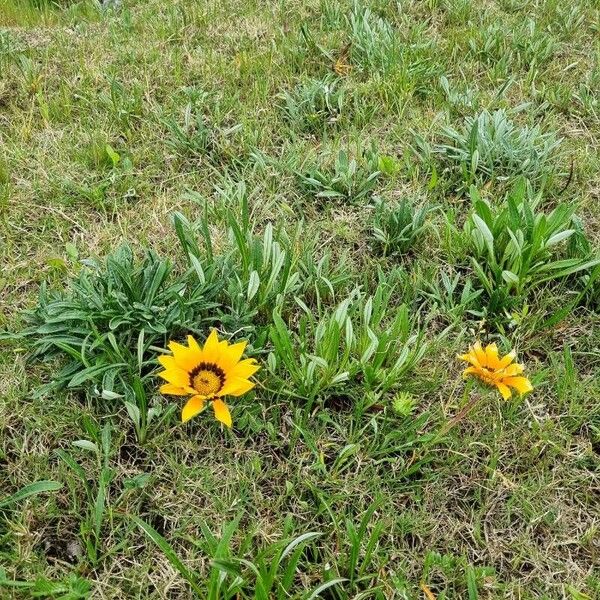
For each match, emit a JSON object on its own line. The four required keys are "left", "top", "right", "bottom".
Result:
{"left": 0, "top": 0, "right": 599, "bottom": 598}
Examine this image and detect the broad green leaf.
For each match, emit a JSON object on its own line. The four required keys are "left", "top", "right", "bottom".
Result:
{"left": 124, "top": 401, "right": 141, "bottom": 427}
{"left": 466, "top": 565, "right": 479, "bottom": 600}
{"left": 472, "top": 214, "right": 494, "bottom": 258}
{"left": 536, "top": 258, "right": 600, "bottom": 282}
{"left": 67, "top": 363, "right": 127, "bottom": 388}
{"left": 546, "top": 229, "right": 575, "bottom": 247}
{"left": 56, "top": 450, "right": 91, "bottom": 495}
{"left": 247, "top": 270, "right": 260, "bottom": 301}
{"left": 279, "top": 531, "right": 321, "bottom": 563}
{"left": 72, "top": 440, "right": 99, "bottom": 453}
{"left": 501, "top": 270, "right": 520, "bottom": 286}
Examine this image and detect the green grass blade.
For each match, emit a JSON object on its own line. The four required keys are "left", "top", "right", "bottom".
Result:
{"left": 131, "top": 515, "right": 204, "bottom": 597}
{"left": 305, "top": 578, "right": 348, "bottom": 600}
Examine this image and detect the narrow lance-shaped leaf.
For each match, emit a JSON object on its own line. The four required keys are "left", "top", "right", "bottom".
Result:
{"left": 132, "top": 516, "right": 204, "bottom": 597}
{"left": 0, "top": 481, "right": 63, "bottom": 509}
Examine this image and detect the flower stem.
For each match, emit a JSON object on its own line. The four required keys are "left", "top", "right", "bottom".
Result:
{"left": 432, "top": 393, "right": 481, "bottom": 443}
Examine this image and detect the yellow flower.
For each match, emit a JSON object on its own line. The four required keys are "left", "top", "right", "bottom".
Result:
{"left": 458, "top": 342, "right": 533, "bottom": 400}
{"left": 157, "top": 330, "right": 259, "bottom": 427}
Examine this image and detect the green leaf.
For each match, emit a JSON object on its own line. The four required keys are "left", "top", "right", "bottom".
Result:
{"left": 105, "top": 144, "right": 120, "bottom": 167}
{"left": 501, "top": 270, "right": 519, "bottom": 286}
{"left": 305, "top": 578, "right": 348, "bottom": 600}
{"left": 67, "top": 363, "right": 127, "bottom": 388}
{"left": 210, "top": 558, "right": 244, "bottom": 580}
{"left": 189, "top": 253, "right": 205, "bottom": 284}
{"left": 543, "top": 265, "right": 600, "bottom": 328}
{"left": 0, "top": 481, "right": 62, "bottom": 509}
{"left": 56, "top": 450, "right": 91, "bottom": 495}
{"left": 279, "top": 531, "right": 321, "bottom": 563}
{"left": 247, "top": 270, "right": 260, "bottom": 301}
{"left": 137, "top": 330, "right": 145, "bottom": 372}
{"left": 466, "top": 565, "right": 479, "bottom": 600}
{"left": 124, "top": 401, "right": 141, "bottom": 427}
{"left": 536, "top": 258, "right": 600, "bottom": 282}
{"left": 546, "top": 229, "right": 575, "bottom": 247}
{"left": 72, "top": 440, "right": 99, "bottom": 453}
{"left": 472, "top": 214, "right": 494, "bottom": 258}
{"left": 132, "top": 516, "right": 204, "bottom": 596}
{"left": 428, "top": 164, "right": 438, "bottom": 189}
{"left": 567, "top": 586, "right": 594, "bottom": 600}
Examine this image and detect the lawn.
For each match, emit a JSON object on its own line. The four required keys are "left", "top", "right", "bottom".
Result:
{"left": 1, "top": 0, "right": 599, "bottom": 598}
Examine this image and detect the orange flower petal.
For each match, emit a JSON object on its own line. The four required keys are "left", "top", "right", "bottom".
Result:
{"left": 485, "top": 343, "right": 501, "bottom": 369}
{"left": 220, "top": 377, "right": 256, "bottom": 397}
{"left": 187, "top": 335, "right": 202, "bottom": 354}
{"left": 203, "top": 329, "right": 221, "bottom": 356}
{"left": 167, "top": 340, "right": 200, "bottom": 370}
{"left": 473, "top": 342, "right": 487, "bottom": 367}
{"left": 458, "top": 351, "right": 481, "bottom": 368}
{"left": 212, "top": 399, "right": 232, "bottom": 427}
{"left": 160, "top": 383, "right": 189, "bottom": 396}
{"left": 497, "top": 350, "right": 516, "bottom": 369}
{"left": 229, "top": 358, "right": 260, "bottom": 379}
{"left": 501, "top": 363, "right": 524, "bottom": 377}
{"left": 462, "top": 366, "right": 479, "bottom": 378}
{"left": 158, "top": 368, "right": 193, "bottom": 389}
{"left": 220, "top": 340, "right": 248, "bottom": 369}
{"left": 158, "top": 355, "right": 178, "bottom": 370}
{"left": 182, "top": 396, "right": 206, "bottom": 423}
{"left": 495, "top": 382, "right": 512, "bottom": 400}
{"left": 504, "top": 376, "right": 533, "bottom": 395}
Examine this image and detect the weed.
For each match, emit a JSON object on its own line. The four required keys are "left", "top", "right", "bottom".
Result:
{"left": 299, "top": 147, "right": 381, "bottom": 204}
{"left": 56, "top": 423, "right": 115, "bottom": 565}
{"left": 0, "top": 480, "right": 62, "bottom": 509}
{"left": 436, "top": 109, "right": 562, "bottom": 189}
{"left": 174, "top": 194, "right": 302, "bottom": 327}
{"left": 439, "top": 75, "right": 478, "bottom": 114}
{"left": 17, "top": 244, "right": 219, "bottom": 441}
{"left": 468, "top": 19, "right": 557, "bottom": 75}
{"left": 371, "top": 197, "right": 432, "bottom": 257}
{"left": 269, "top": 284, "right": 425, "bottom": 405}
{"left": 97, "top": 78, "right": 144, "bottom": 134}
{"left": 419, "top": 270, "right": 484, "bottom": 324}
{"left": 464, "top": 180, "right": 600, "bottom": 315}
{"left": 348, "top": 3, "right": 401, "bottom": 73}
{"left": 134, "top": 514, "right": 346, "bottom": 598}
{"left": 278, "top": 75, "right": 346, "bottom": 133}
{"left": 0, "top": 569, "right": 91, "bottom": 599}
{"left": 163, "top": 99, "right": 242, "bottom": 162}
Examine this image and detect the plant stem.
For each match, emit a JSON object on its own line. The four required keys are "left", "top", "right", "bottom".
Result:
{"left": 432, "top": 393, "right": 481, "bottom": 443}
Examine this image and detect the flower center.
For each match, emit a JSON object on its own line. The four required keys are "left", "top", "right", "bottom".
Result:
{"left": 189, "top": 362, "right": 225, "bottom": 396}
{"left": 477, "top": 367, "right": 501, "bottom": 384}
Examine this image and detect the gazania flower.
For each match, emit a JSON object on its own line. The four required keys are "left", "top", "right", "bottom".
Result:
{"left": 458, "top": 342, "right": 533, "bottom": 400}
{"left": 158, "top": 330, "right": 259, "bottom": 427}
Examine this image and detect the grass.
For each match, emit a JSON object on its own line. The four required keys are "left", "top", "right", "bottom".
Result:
{"left": 1, "top": 0, "right": 599, "bottom": 598}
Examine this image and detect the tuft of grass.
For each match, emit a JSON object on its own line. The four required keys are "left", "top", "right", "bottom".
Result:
{"left": 435, "top": 109, "right": 563, "bottom": 189}
{"left": 14, "top": 242, "right": 219, "bottom": 441}
{"left": 269, "top": 284, "right": 426, "bottom": 405}
{"left": 464, "top": 180, "right": 599, "bottom": 317}
{"left": 371, "top": 197, "right": 433, "bottom": 257}
{"left": 347, "top": 3, "right": 401, "bottom": 74}
{"left": 278, "top": 75, "right": 346, "bottom": 133}
{"left": 299, "top": 147, "right": 381, "bottom": 204}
